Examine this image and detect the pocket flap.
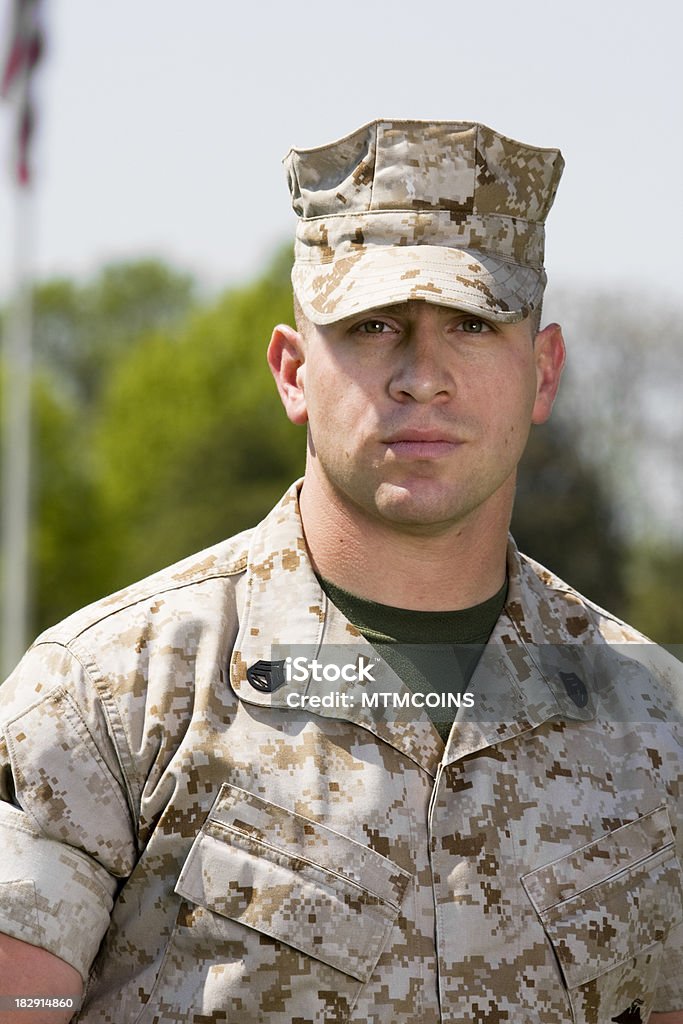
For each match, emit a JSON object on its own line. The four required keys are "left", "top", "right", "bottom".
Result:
{"left": 175, "top": 784, "right": 411, "bottom": 983}
{"left": 521, "top": 806, "right": 683, "bottom": 988}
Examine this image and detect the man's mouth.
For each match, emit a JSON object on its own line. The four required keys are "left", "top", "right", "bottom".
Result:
{"left": 381, "top": 430, "right": 462, "bottom": 459}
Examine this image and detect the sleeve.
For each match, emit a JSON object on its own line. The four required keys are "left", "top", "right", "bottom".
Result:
{"left": 0, "top": 641, "right": 138, "bottom": 983}
{"left": 652, "top": 673, "right": 683, "bottom": 1013}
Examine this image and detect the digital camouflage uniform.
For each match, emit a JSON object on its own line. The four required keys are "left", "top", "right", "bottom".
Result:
{"left": 0, "top": 482, "right": 682, "bottom": 1023}
{"left": 2, "top": 120, "right": 683, "bottom": 1022}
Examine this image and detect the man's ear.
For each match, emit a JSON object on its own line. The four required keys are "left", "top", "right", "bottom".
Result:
{"left": 531, "top": 323, "right": 566, "bottom": 425}
{"left": 267, "top": 324, "right": 308, "bottom": 425}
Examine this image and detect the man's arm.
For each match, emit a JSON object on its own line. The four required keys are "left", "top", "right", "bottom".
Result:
{"left": 0, "top": 932, "right": 83, "bottom": 1024}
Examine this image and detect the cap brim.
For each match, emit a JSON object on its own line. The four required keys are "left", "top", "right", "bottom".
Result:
{"left": 292, "top": 246, "right": 545, "bottom": 326}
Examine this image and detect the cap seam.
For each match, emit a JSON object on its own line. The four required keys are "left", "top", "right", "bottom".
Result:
{"left": 369, "top": 123, "right": 379, "bottom": 210}
{"left": 474, "top": 123, "right": 482, "bottom": 221}
{"left": 296, "top": 209, "right": 536, "bottom": 227}
{"left": 287, "top": 118, "right": 562, "bottom": 157}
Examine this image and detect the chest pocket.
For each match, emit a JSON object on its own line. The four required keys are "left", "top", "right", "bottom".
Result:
{"left": 138, "top": 783, "right": 411, "bottom": 1024}
{"left": 521, "top": 805, "right": 683, "bottom": 1024}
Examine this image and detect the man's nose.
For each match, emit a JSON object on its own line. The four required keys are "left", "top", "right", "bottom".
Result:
{"left": 388, "top": 323, "right": 454, "bottom": 403}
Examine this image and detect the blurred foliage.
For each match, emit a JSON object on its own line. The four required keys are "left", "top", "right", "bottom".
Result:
{"left": 30, "top": 371, "right": 105, "bottom": 630}
{"left": 33, "top": 259, "right": 196, "bottom": 405}
{"left": 512, "top": 419, "right": 627, "bottom": 615}
{"left": 24, "top": 246, "right": 304, "bottom": 625}
{"left": 544, "top": 288, "right": 683, "bottom": 541}
{"left": 625, "top": 543, "right": 683, "bottom": 646}
{"left": 1, "top": 252, "right": 681, "bottom": 646}
{"left": 92, "top": 246, "right": 304, "bottom": 591}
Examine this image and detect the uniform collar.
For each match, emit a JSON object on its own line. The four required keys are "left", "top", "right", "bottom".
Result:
{"left": 230, "top": 482, "right": 598, "bottom": 777}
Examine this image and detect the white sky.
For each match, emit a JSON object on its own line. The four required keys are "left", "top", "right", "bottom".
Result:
{"left": 1, "top": 0, "right": 682, "bottom": 307}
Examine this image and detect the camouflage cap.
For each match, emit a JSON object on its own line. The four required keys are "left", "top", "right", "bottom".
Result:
{"left": 284, "top": 118, "right": 564, "bottom": 325}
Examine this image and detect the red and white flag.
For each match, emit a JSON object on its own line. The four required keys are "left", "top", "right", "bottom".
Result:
{"left": 1, "top": 0, "right": 45, "bottom": 186}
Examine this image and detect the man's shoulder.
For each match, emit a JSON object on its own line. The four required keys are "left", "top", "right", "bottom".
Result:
{"left": 36, "top": 524, "right": 256, "bottom": 652}
{"left": 516, "top": 548, "right": 683, "bottom": 694}
{"left": 516, "top": 549, "right": 650, "bottom": 644}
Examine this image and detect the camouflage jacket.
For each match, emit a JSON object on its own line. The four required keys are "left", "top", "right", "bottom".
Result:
{"left": 1, "top": 482, "right": 682, "bottom": 1023}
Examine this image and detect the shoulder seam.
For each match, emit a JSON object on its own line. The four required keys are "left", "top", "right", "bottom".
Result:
{"left": 39, "top": 555, "right": 249, "bottom": 647}
{"left": 27, "top": 639, "right": 144, "bottom": 820}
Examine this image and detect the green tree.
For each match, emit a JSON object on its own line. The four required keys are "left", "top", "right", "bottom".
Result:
{"left": 33, "top": 259, "right": 196, "bottom": 405}
{"left": 545, "top": 288, "right": 683, "bottom": 541}
{"left": 625, "top": 543, "right": 683, "bottom": 646}
{"left": 3, "top": 258, "right": 199, "bottom": 640}
{"left": 512, "top": 419, "right": 627, "bottom": 615}
{"left": 30, "top": 375, "right": 105, "bottom": 630}
{"left": 0, "top": 365, "right": 103, "bottom": 639}
{"left": 92, "top": 246, "right": 304, "bottom": 593}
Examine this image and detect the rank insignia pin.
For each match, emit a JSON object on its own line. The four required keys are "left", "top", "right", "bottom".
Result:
{"left": 246, "top": 660, "right": 287, "bottom": 693}
{"left": 559, "top": 671, "right": 589, "bottom": 708}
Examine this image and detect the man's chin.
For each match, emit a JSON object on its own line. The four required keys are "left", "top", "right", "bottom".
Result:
{"left": 370, "top": 481, "right": 474, "bottom": 534}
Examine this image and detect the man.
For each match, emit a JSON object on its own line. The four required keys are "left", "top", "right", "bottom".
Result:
{"left": 0, "top": 119, "right": 681, "bottom": 1024}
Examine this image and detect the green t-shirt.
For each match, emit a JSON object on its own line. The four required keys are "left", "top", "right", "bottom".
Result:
{"left": 318, "top": 576, "right": 507, "bottom": 742}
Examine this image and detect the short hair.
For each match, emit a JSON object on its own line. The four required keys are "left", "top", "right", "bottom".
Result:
{"left": 530, "top": 301, "right": 543, "bottom": 336}
{"left": 292, "top": 293, "right": 307, "bottom": 337}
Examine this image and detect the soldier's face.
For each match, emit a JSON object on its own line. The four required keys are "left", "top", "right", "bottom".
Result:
{"left": 269, "top": 300, "right": 565, "bottom": 535}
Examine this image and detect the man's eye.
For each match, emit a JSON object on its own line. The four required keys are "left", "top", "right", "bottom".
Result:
{"left": 459, "top": 317, "right": 491, "bottom": 334}
{"left": 357, "top": 319, "right": 392, "bottom": 334}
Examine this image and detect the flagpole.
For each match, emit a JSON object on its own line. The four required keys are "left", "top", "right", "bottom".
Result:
{"left": 1, "top": 179, "right": 33, "bottom": 676}
{"left": 1, "top": 0, "right": 43, "bottom": 677}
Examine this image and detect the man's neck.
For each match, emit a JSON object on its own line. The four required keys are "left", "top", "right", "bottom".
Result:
{"left": 298, "top": 473, "right": 511, "bottom": 612}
